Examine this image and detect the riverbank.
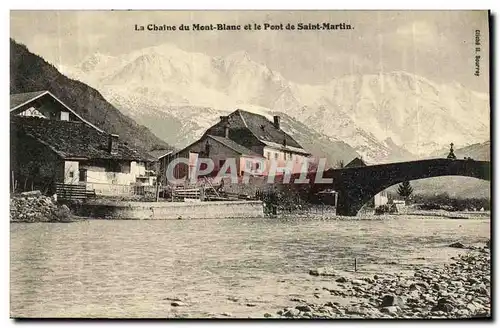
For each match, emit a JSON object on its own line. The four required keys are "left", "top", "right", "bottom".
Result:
{"left": 395, "top": 210, "right": 490, "bottom": 220}
{"left": 270, "top": 242, "right": 491, "bottom": 319}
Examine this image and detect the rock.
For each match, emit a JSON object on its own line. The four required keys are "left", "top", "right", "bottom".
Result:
{"left": 345, "top": 306, "right": 365, "bottom": 315}
{"left": 449, "top": 242, "right": 466, "bottom": 249}
{"left": 171, "top": 301, "right": 187, "bottom": 307}
{"left": 283, "top": 308, "right": 301, "bottom": 317}
{"left": 466, "top": 303, "right": 477, "bottom": 313}
{"left": 380, "top": 306, "right": 399, "bottom": 315}
{"left": 246, "top": 303, "right": 257, "bottom": 307}
{"left": 163, "top": 297, "right": 183, "bottom": 302}
{"left": 380, "top": 294, "right": 406, "bottom": 307}
{"left": 351, "top": 279, "right": 367, "bottom": 285}
{"left": 335, "top": 276, "right": 348, "bottom": 283}
{"left": 309, "top": 267, "right": 338, "bottom": 277}
{"left": 263, "top": 313, "right": 273, "bottom": 318}
{"left": 408, "top": 290, "right": 420, "bottom": 300}
{"left": 410, "top": 281, "right": 430, "bottom": 290}
{"left": 431, "top": 298, "right": 455, "bottom": 313}
{"left": 296, "top": 305, "right": 313, "bottom": 312}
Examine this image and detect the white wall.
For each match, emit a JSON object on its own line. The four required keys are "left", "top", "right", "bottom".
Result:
{"left": 82, "top": 161, "right": 152, "bottom": 195}
{"left": 374, "top": 192, "right": 389, "bottom": 207}
{"left": 131, "top": 161, "right": 146, "bottom": 177}
{"left": 262, "top": 146, "right": 309, "bottom": 174}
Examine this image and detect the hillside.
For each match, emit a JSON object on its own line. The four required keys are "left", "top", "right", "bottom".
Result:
{"left": 58, "top": 43, "right": 490, "bottom": 163}
{"left": 10, "top": 39, "right": 171, "bottom": 152}
{"left": 430, "top": 140, "right": 491, "bottom": 161}
{"left": 387, "top": 142, "right": 491, "bottom": 199}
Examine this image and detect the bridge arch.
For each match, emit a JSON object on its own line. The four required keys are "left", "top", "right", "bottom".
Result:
{"left": 325, "top": 159, "right": 490, "bottom": 216}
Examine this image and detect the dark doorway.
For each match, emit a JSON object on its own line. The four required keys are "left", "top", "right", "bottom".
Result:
{"left": 79, "top": 169, "right": 87, "bottom": 182}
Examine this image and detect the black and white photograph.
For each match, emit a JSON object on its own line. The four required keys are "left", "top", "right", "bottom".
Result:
{"left": 9, "top": 9, "right": 491, "bottom": 319}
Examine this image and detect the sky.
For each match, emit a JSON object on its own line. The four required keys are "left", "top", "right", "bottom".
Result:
{"left": 10, "top": 10, "right": 490, "bottom": 92}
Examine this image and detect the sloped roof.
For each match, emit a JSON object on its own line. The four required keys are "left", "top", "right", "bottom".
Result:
{"left": 236, "top": 110, "right": 303, "bottom": 149}
{"left": 10, "top": 91, "right": 104, "bottom": 133}
{"left": 10, "top": 91, "right": 47, "bottom": 109}
{"left": 208, "top": 135, "right": 263, "bottom": 157}
{"left": 11, "top": 116, "right": 154, "bottom": 162}
{"left": 149, "top": 149, "right": 173, "bottom": 159}
{"left": 345, "top": 157, "right": 367, "bottom": 168}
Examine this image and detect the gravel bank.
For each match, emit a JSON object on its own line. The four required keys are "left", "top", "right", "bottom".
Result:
{"left": 271, "top": 242, "right": 491, "bottom": 319}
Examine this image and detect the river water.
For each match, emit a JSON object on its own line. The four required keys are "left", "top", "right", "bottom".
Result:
{"left": 10, "top": 216, "right": 490, "bottom": 318}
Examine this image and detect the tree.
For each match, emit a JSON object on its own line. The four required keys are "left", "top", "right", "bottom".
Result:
{"left": 397, "top": 181, "right": 414, "bottom": 200}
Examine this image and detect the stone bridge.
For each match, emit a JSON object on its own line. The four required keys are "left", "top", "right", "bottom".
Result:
{"left": 315, "top": 158, "right": 491, "bottom": 216}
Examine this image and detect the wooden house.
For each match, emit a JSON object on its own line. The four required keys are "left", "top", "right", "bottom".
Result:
{"left": 162, "top": 109, "right": 311, "bottom": 183}
{"left": 10, "top": 91, "right": 155, "bottom": 195}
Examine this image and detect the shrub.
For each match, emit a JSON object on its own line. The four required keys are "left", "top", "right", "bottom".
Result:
{"left": 374, "top": 204, "right": 398, "bottom": 215}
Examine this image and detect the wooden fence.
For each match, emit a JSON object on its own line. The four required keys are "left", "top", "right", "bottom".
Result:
{"left": 55, "top": 183, "right": 96, "bottom": 201}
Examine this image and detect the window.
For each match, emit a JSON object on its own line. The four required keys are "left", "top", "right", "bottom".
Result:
{"left": 68, "top": 171, "right": 74, "bottom": 178}
{"left": 256, "top": 162, "right": 261, "bottom": 171}
{"left": 60, "top": 111, "right": 70, "bottom": 121}
{"left": 105, "top": 161, "right": 121, "bottom": 172}
{"left": 275, "top": 153, "right": 279, "bottom": 160}
{"left": 266, "top": 152, "right": 271, "bottom": 160}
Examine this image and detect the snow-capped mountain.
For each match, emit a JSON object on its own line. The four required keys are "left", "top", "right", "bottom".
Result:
{"left": 58, "top": 43, "right": 490, "bottom": 163}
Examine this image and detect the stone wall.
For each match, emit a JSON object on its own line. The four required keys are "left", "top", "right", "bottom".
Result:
{"left": 72, "top": 200, "right": 265, "bottom": 220}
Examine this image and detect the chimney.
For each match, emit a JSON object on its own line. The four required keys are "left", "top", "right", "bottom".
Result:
{"left": 273, "top": 115, "right": 281, "bottom": 129}
{"left": 108, "top": 134, "right": 119, "bottom": 154}
{"left": 220, "top": 115, "right": 230, "bottom": 138}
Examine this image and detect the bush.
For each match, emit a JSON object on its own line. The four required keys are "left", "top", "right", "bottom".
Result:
{"left": 413, "top": 193, "right": 490, "bottom": 211}
{"left": 374, "top": 204, "right": 398, "bottom": 215}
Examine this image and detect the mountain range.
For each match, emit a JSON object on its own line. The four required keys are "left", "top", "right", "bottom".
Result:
{"left": 57, "top": 43, "right": 490, "bottom": 163}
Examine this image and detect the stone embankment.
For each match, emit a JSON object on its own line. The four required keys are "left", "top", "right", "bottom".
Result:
{"left": 271, "top": 242, "right": 491, "bottom": 319}
{"left": 10, "top": 191, "right": 74, "bottom": 223}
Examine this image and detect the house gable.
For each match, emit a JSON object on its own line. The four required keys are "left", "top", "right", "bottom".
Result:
{"left": 203, "top": 112, "right": 262, "bottom": 150}
{"left": 10, "top": 90, "right": 104, "bottom": 132}
{"left": 345, "top": 157, "right": 367, "bottom": 168}
{"left": 204, "top": 109, "right": 310, "bottom": 156}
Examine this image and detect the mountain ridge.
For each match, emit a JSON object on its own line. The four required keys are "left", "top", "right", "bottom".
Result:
{"left": 10, "top": 39, "right": 172, "bottom": 152}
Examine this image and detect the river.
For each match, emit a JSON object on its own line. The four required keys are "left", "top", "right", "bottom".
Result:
{"left": 10, "top": 216, "right": 490, "bottom": 318}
